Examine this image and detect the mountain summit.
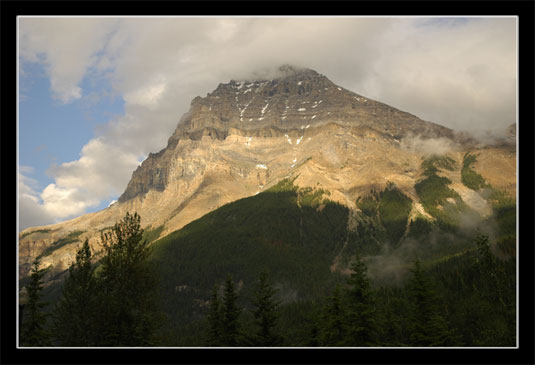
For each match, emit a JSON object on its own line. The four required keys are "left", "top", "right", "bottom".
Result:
{"left": 119, "top": 65, "right": 453, "bottom": 203}
{"left": 19, "top": 66, "right": 516, "bottom": 281}
{"left": 171, "top": 64, "right": 453, "bottom": 137}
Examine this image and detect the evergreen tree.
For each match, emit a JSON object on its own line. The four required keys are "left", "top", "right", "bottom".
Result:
{"left": 319, "top": 284, "right": 346, "bottom": 346}
{"left": 474, "top": 234, "right": 508, "bottom": 309}
{"left": 94, "top": 212, "right": 163, "bottom": 346}
{"left": 473, "top": 233, "right": 515, "bottom": 346}
{"left": 220, "top": 274, "right": 242, "bottom": 346}
{"left": 374, "top": 287, "right": 408, "bottom": 346}
{"left": 251, "top": 271, "right": 282, "bottom": 346}
{"left": 207, "top": 285, "right": 222, "bottom": 346}
{"left": 305, "top": 324, "right": 320, "bottom": 347}
{"left": 408, "top": 259, "right": 458, "bottom": 346}
{"left": 52, "top": 240, "right": 97, "bottom": 346}
{"left": 20, "top": 258, "right": 50, "bottom": 346}
{"left": 344, "top": 254, "right": 376, "bottom": 346}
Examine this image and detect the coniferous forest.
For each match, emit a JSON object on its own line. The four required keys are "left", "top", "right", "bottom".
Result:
{"left": 19, "top": 176, "right": 516, "bottom": 347}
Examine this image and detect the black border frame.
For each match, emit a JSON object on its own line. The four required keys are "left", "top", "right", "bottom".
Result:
{"left": 2, "top": 1, "right": 534, "bottom": 364}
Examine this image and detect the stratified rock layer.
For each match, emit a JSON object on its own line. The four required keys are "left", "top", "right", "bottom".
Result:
{"left": 18, "top": 65, "right": 516, "bottom": 281}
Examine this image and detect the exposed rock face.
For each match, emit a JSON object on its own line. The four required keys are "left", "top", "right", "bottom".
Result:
{"left": 18, "top": 65, "right": 516, "bottom": 281}
{"left": 119, "top": 65, "right": 453, "bottom": 204}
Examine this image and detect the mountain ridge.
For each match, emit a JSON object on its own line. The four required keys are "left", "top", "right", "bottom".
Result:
{"left": 18, "top": 65, "right": 516, "bottom": 283}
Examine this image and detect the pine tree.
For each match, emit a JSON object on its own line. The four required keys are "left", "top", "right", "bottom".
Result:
{"left": 473, "top": 233, "right": 515, "bottom": 346}
{"left": 220, "top": 274, "right": 242, "bottom": 346}
{"left": 207, "top": 285, "right": 222, "bottom": 346}
{"left": 94, "top": 212, "right": 163, "bottom": 346}
{"left": 52, "top": 240, "right": 97, "bottom": 346}
{"left": 319, "top": 284, "right": 346, "bottom": 346}
{"left": 251, "top": 271, "right": 282, "bottom": 346}
{"left": 345, "top": 254, "right": 376, "bottom": 346}
{"left": 20, "top": 258, "right": 50, "bottom": 346}
{"left": 408, "top": 259, "right": 458, "bottom": 346}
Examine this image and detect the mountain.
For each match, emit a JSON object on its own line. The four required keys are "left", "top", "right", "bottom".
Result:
{"left": 18, "top": 65, "right": 516, "bottom": 287}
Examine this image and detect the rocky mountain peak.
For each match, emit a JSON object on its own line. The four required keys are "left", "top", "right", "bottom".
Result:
{"left": 178, "top": 65, "right": 452, "bottom": 138}
{"left": 119, "top": 66, "right": 456, "bottom": 204}
{"left": 19, "top": 66, "right": 517, "bottom": 283}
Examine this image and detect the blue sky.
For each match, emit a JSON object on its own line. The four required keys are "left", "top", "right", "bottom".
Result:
{"left": 18, "top": 16, "right": 517, "bottom": 231}
{"left": 20, "top": 61, "right": 125, "bottom": 215}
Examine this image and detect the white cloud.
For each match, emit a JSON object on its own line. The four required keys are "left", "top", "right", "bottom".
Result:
{"left": 399, "top": 135, "right": 457, "bottom": 155}
{"left": 18, "top": 169, "right": 55, "bottom": 229}
{"left": 19, "top": 17, "right": 117, "bottom": 103}
{"left": 350, "top": 18, "right": 517, "bottom": 136}
{"left": 44, "top": 137, "right": 141, "bottom": 209}
{"left": 123, "top": 81, "right": 167, "bottom": 107}
{"left": 19, "top": 17, "right": 517, "bottom": 229}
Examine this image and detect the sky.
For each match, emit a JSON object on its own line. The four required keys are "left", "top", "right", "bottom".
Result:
{"left": 18, "top": 16, "right": 517, "bottom": 231}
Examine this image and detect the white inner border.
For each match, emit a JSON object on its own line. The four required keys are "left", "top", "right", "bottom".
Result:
{"left": 16, "top": 15, "right": 520, "bottom": 350}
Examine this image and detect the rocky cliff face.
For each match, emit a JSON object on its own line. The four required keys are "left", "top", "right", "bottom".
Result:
{"left": 18, "top": 65, "right": 516, "bottom": 282}
{"left": 119, "top": 65, "right": 454, "bottom": 204}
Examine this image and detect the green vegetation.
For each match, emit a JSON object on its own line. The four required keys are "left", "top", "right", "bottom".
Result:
{"left": 319, "top": 285, "right": 345, "bottom": 346}
{"left": 425, "top": 235, "right": 516, "bottom": 346}
{"left": 20, "top": 213, "right": 165, "bottom": 347}
{"left": 143, "top": 224, "right": 165, "bottom": 243}
{"left": 95, "top": 212, "right": 164, "bottom": 346}
{"left": 421, "top": 154, "right": 456, "bottom": 175}
{"left": 251, "top": 271, "right": 283, "bottom": 346}
{"left": 344, "top": 254, "right": 377, "bottom": 346}
{"left": 21, "top": 173, "right": 515, "bottom": 347}
{"left": 414, "top": 174, "right": 461, "bottom": 229}
{"left": 378, "top": 183, "right": 412, "bottom": 245}
{"left": 207, "top": 285, "right": 223, "bottom": 346}
{"left": 149, "top": 179, "right": 349, "bottom": 342}
{"left": 220, "top": 275, "right": 244, "bottom": 346}
{"left": 52, "top": 240, "right": 98, "bottom": 346}
{"left": 414, "top": 164, "right": 479, "bottom": 232}
{"left": 461, "top": 152, "right": 487, "bottom": 190}
{"left": 20, "top": 229, "right": 52, "bottom": 240}
{"left": 407, "top": 217, "right": 433, "bottom": 239}
{"left": 345, "top": 183, "right": 414, "bottom": 261}
{"left": 356, "top": 189, "right": 379, "bottom": 218}
{"left": 298, "top": 186, "right": 330, "bottom": 207}
{"left": 20, "top": 258, "right": 51, "bottom": 346}
{"left": 416, "top": 154, "right": 472, "bottom": 231}
{"left": 487, "top": 189, "right": 516, "bottom": 239}
{"left": 38, "top": 230, "right": 85, "bottom": 259}
{"left": 407, "top": 260, "right": 459, "bottom": 346}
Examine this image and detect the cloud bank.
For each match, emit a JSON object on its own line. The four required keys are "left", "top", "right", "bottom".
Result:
{"left": 18, "top": 17, "right": 517, "bottom": 229}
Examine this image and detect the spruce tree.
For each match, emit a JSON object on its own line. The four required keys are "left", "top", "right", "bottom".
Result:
{"left": 220, "top": 274, "right": 242, "bottom": 346}
{"left": 319, "top": 284, "right": 346, "bottom": 346}
{"left": 207, "top": 285, "right": 222, "bottom": 346}
{"left": 251, "top": 271, "right": 282, "bottom": 346}
{"left": 20, "top": 258, "right": 50, "bottom": 346}
{"left": 408, "top": 259, "right": 458, "bottom": 346}
{"left": 94, "top": 212, "right": 163, "bottom": 346}
{"left": 345, "top": 254, "right": 376, "bottom": 346}
{"left": 52, "top": 240, "right": 97, "bottom": 346}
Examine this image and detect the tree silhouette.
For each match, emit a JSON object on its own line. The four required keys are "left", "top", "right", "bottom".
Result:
{"left": 94, "top": 212, "right": 163, "bottom": 346}
{"left": 207, "top": 284, "right": 223, "bottom": 346}
{"left": 251, "top": 271, "right": 282, "bottom": 346}
{"left": 220, "top": 274, "right": 242, "bottom": 346}
{"left": 408, "top": 259, "right": 458, "bottom": 346}
{"left": 319, "top": 284, "right": 346, "bottom": 346}
{"left": 345, "top": 254, "right": 376, "bottom": 346}
{"left": 20, "top": 258, "right": 50, "bottom": 346}
{"left": 52, "top": 240, "right": 97, "bottom": 346}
